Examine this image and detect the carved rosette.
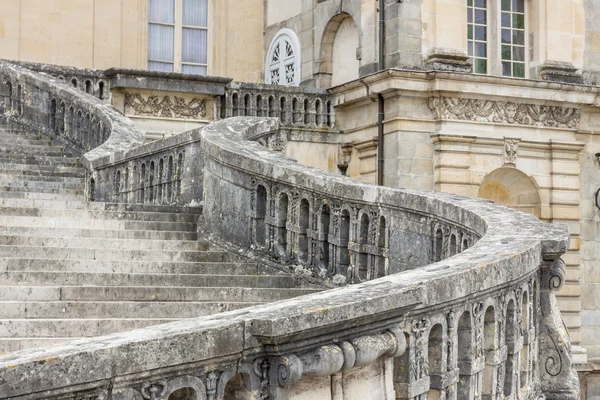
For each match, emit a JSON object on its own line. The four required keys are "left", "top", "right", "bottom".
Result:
{"left": 429, "top": 97, "right": 581, "bottom": 129}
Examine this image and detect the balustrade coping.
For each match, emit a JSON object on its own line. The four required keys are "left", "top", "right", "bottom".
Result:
{"left": 0, "top": 117, "right": 569, "bottom": 398}
{"left": 0, "top": 61, "right": 145, "bottom": 169}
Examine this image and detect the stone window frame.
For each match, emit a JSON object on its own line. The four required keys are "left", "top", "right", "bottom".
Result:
{"left": 468, "top": 0, "right": 529, "bottom": 78}
{"left": 265, "top": 28, "right": 302, "bottom": 86}
{"left": 148, "top": 0, "right": 208, "bottom": 75}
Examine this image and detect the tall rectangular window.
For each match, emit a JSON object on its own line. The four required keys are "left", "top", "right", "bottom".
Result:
{"left": 467, "top": 0, "right": 488, "bottom": 74}
{"left": 501, "top": 0, "right": 526, "bottom": 78}
{"left": 148, "top": 0, "right": 208, "bottom": 75}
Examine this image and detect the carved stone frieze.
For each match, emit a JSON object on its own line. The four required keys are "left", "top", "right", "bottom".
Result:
{"left": 429, "top": 97, "right": 580, "bottom": 129}
{"left": 125, "top": 93, "right": 207, "bottom": 119}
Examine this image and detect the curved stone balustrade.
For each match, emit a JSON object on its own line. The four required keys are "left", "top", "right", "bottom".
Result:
{"left": 0, "top": 117, "right": 579, "bottom": 400}
{"left": 0, "top": 61, "right": 144, "bottom": 170}
{"left": 217, "top": 82, "right": 335, "bottom": 130}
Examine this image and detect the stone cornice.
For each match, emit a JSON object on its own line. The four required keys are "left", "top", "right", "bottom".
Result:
{"left": 428, "top": 97, "right": 581, "bottom": 129}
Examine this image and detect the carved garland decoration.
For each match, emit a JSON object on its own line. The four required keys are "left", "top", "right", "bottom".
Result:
{"left": 429, "top": 97, "right": 581, "bottom": 129}
{"left": 125, "top": 93, "right": 207, "bottom": 119}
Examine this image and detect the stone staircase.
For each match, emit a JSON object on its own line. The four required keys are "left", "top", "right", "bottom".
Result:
{"left": 0, "top": 127, "right": 319, "bottom": 353}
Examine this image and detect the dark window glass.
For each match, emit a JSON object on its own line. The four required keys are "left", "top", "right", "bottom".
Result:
{"left": 475, "top": 42, "right": 487, "bottom": 57}
{"left": 502, "top": 45, "right": 511, "bottom": 60}
{"left": 475, "top": 25, "right": 487, "bottom": 41}
{"left": 502, "top": 62, "right": 512, "bottom": 76}
{"left": 475, "top": 9, "right": 487, "bottom": 24}
{"left": 501, "top": 12, "right": 511, "bottom": 28}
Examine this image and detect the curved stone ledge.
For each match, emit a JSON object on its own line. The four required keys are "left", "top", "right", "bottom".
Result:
{"left": 0, "top": 61, "right": 144, "bottom": 170}
{"left": 0, "top": 117, "right": 577, "bottom": 400}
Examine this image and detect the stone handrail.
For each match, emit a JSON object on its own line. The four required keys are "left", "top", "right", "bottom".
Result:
{"left": 217, "top": 82, "right": 335, "bottom": 130}
{"left": 0, "top": 117, "right": 578, "bottom": 400}
{"left": 0, "top": 61, "right": 144, "bottom": 170}
{"left": 89, "top": 127, "right": 203, "bottom": 205}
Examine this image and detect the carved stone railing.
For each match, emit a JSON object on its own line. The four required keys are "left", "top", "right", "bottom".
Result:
{"left": 0, "top": 61, "right": 144, "bottom": 168}
{"left": 2, "top": 59, "right": 111, "bottom": 102}
{"left": 0, "top": 117, "right": 579, "bottom": 400}
{"left": 89, "top": 127, "right": 202, "bottom": 205}
{"left": 217, "top": 82, "right": 335, "bottom": 130}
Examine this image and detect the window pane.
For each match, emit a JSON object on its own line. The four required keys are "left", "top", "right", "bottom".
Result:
{"left": 475, "top": 42, "right": 487, "bottom": 57}
{"left": 501, "top": 0, "right": 511, "bottom": 11}
{"left": 475, "top": 25, "right": 486, "bottom": 40}
{"left": 148, "top": 23, "right": 174, "bottom": 61}
{"left": 502, "top": 62, "right": 512, "bottom": 76}
{"left": 468, "top": 42, "right": 474, "bottom": 56}
{"left": 475, "top": 0, "right": 486, "bottom": 7}
{"left": 475, "top": 58, "right": 487, "bottom": 74}
{"left": 513, "top": 62, "right": 525, "bottom": 77}
{"left": 513, "top": 14, "right": 525, "bottom": 29}
{"left": 468, "top": 25, "right": 473, "bottom": 40}
{"left": 501, "top": 12, "right": 511, "bottom": 27}
{"left": 182, "top": 64, "right": 207, "bottom": 75}
{"left": 501, "top": 29, "right": 511, "bottom": 44}
{"left": 502, "top": 45, "right": 511, "bottom": 60}
{"left": 182, "top": 28, "right": 208, "bottom": 64}
{"left": 148, "top": 61, "right": 174, "bottom": 72}
{"left": 468, "top": 9, "right": 473, "bottom": 23}
{"left": 513, "top": 46, "right": 525, "bottom": 61}
{"left": 467, "top": 57, "right": 474, "bottom": 67}
{"left": 149, "top": 0, "right": 174, "bottom": 23}
{"left": 513, "top": 0, "right": 524, "bottom": 13}
{"left": 183, "top": 0, "right": 208, "bottom": 27}
{"left": 475, "top": 9, "right": 486, "bottom": 24}
{"left": 513, "top": 30, "right": 525, "bottom": 45}
{"left": 468, "top": 0, "right": 473, "bottom": 6}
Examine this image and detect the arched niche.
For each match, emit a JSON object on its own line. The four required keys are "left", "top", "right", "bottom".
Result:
{"left": 265, "top": 28, "right": 301, "bottom": 86}
{"left": 317, "top": 13, "right": 360, "bottom": 88}
{"left": 477, "top": 167, "right": 542, "bottom": 218}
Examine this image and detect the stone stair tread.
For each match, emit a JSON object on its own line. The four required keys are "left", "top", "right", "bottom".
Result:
{"left": 0, "top": 235, "right": 212, "bottom": 250}
{"left": 0, "top": 226, "right": 198, "bottom": 240}
{"left": 0, "top": 207, "right": 201, "bottom": 222}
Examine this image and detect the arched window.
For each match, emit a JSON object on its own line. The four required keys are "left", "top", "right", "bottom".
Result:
{"left": 265, "top": 28, "right": 301, "bottom": 86}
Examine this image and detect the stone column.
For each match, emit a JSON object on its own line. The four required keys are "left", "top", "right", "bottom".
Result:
{"left": 538, "top": 258, "right": 580, "bottom": 399}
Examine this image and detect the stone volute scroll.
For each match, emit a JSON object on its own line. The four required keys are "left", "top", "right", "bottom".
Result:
{"left": 538, "top": 258, "right": 580, "bottom": 399}
{"left": 268, "top": 329, "right": 406, "bottom": 398}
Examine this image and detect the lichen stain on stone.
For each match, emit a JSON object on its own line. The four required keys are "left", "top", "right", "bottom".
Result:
{"left": 35, "top": 355, "right": 60, "bottom": 365}
{"left": 303, "top": 306, "right": 329, "bottom": 313}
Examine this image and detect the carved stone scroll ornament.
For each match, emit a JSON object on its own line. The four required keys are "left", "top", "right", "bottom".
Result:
{"left": 429, "top": 97, "right": 581, "bottom": 129}
{"left": 538, "top": 258, "right": 579, "bottom": 399}
{"left": 125, "top": 93, "right": 207, "bottom": 119}
{"left": 269, "top": 330, "right": 406, "bottom": 395}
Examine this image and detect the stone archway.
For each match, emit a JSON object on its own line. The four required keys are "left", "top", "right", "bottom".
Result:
{"left": 478, "top": 167, "right": 542, "bottom": 218}
{"left": 315, "top": 13, "right": 360, "bottom": 88}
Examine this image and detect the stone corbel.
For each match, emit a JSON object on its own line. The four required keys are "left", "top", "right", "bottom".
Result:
{"left": 538, "top": 258, "right": 580, "bottom": 399}
{"left": 538, "top": 61, "right": 583, "bottom": 84}
{"left": 425, "top": 48, "right": 472, "bottom": 73}
{"left": 269, "top": 329, "right": 406, "bottom": 398}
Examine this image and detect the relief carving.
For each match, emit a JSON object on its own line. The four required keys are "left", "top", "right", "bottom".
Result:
{"left": 504, "top": 139, "right": 519, "bottom": 165}
{"left": 125, "top": 93, "right": 207, "bottom": 119}
{"left": 429, "top": 97, "right": 580, "bottom": 129}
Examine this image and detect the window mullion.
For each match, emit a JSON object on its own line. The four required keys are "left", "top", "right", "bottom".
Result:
{"left": 174, "top": 0, "right": 183, "bottom": 73}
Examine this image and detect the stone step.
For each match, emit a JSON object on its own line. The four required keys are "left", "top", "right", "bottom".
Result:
{"left": 0, "top": 285, "right": 320, "bottom": 302}
{"left": 0, "top": 186, "right": 84, "bottom": 197}
{"left": 0, "top": 246, "right": 233, "bottom": 262}
{"left": 0, "top": 271, "right": 298, "bottom": 288}
{"left": 0, "top": 145, "right": 71, "bottom": 157}
{"left": 0, "top": 163, "right": 84, "bottom": 177}
{"left": 5, "top": 259, "right": 264, "bottom": 276}
{"left": 0, "top": 301, "right": 258, "bottom": 319}
{"left": 0, "top": 338, "right": 76, "bottom": 354}
{"left": 0, "top": 179, "right": 83, "bottom": 191}
{"left": 0, "top": 207, "right": 200, "bottom": 223}
{"left": 0, "top": 226, "right": 197, "bottom": 240}
{"left": 0, "top": 216, "right": 197, "bottom": 231}
{"left": 0, "top": 191, "right": 84, "bottom": 200}
{"left": 0, "top": 154, "right": 81, "bottom": 167}
{"left": 0, "top": 172, "right": 85, "bottom": 184}
{"left": 0, "top": 318, "right": 179, "bottom": 338}
{"left": 0, "top": 235, "right": 212, "bottom": 251}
